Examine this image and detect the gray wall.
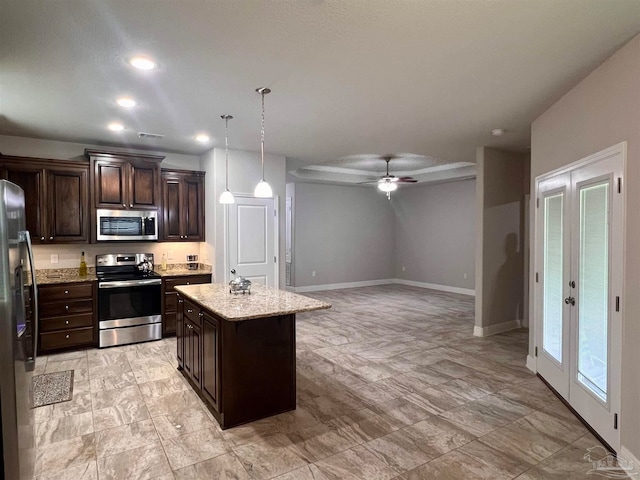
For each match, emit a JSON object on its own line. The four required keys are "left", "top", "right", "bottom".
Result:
{"left": 531, "top": 34, "right": 640, "bottom": 461}
{"left": 475, "top": 147, "right": 529, "bottom": 331}
{"left": 293, "top": 183, "right": 395, "bottom": 287}
{"left": 393, "top": 180, "right": 475, "bottom": 290}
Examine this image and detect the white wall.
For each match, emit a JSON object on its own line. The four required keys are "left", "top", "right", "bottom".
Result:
{"left": 530, "top": 34, "right": 640, "bottom": 460}
{"left": 393, "top": 180, "right": 475, "bottom": 290}
{"left": 200, "top": 147, "right": 286, "bottom": 286}
{"left": 293, "top": 183, "right": 395, "bottom": 287}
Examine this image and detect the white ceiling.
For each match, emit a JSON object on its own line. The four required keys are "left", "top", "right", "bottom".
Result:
{"left": 2, "top": 1, "right": 639, "bottom": 175}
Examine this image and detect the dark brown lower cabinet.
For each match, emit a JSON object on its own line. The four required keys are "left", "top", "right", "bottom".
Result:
{"left": 38, "top": 281, "right": 96, "bottom": 353}
{"left": 177, "top": 296, "right": 295, "bottom": 429}
{"left": 201, "top": 312, "right": 220, "bottom": 412}
{"left": 162, "top": 274, "right": 211, "bottom": 336}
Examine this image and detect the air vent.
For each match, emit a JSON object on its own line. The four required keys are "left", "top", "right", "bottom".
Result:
{"left": 137, "top": 132, "right": 165, "bottom": 139}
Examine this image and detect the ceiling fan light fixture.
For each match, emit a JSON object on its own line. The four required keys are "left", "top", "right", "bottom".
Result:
{"left": 378, "top": 181, "right": 398, "bottom": 193}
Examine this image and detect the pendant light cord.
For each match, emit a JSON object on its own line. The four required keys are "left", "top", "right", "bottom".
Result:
{"left": 225, "top": 116, "right": 230, "bottom": 190}
{"left": 260, "top": 90, "right": 266, "bottom": 181}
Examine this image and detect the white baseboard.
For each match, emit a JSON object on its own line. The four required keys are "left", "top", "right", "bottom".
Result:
{"left": 294, "top": 278, "right": 476, "bottom": 296}
{"left": 619, "top": 446, "right": 640, "bottom": 472}
{"left": 392, "top": 278, "right": 475, "bottom": 296}
{"left": 526, "top": 354, "right": 537, "bottom": 373}
{"left": 473, "top": 319, "right": 522, "bottom": 337}
{"left": 294, "top": 279, "right": 393, "bottom": 293}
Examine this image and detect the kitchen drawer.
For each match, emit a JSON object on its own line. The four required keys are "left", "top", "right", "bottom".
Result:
{"left": 39, "top": 283, "right": 93, "bottom": 302}
{"left": 165, "top": 292, "right": 178, "bottom": 312}
{"left": 40, "top": 327, "right": 94, "bottom": 351}
{"left": 40, "top": 299, "right": 93, "bottom": 317}
{"left": 164, "top": 275, "right": 211, "bottom": 292}
{"left": 183, "top": 299, "right": 202, "bottom": 327}
{"left": 40, "top": 313, "right": 94, "bottom": 333}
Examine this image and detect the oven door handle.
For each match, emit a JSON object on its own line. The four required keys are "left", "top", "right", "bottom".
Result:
{"left": 98, "top": 279, "right": 162, "bottom": 289}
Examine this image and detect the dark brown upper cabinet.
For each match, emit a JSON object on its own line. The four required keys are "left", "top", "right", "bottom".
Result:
{"left": 0, "top": 155, "right": 90, "bottom": 244}
{"left": 86, "top": 149, "right": 163, "bottom": 211}
{"left": 161, "top": 169, "right": 205, "bottom": 242}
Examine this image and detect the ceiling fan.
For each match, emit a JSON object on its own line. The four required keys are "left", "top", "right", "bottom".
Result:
{"left": 360, "top": 156, "right": 418, "bottom": 198}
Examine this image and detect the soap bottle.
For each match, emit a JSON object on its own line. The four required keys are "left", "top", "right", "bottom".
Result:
{"left": 79, "top": 251, "right": 87, "bottom": 277}
{"left": 161, "top": 253, "right": 167, "bottom": 271}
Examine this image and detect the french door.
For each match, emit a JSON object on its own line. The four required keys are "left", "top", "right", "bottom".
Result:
{"left": 535, "top": 144, "right": 624, "bottom": 450}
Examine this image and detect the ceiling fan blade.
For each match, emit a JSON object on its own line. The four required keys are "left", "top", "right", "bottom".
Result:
{"left": 357, "top": 180, "right": 380, "bottom": 185}
{"left": 397, "top": 178, "right": 418, "bottom": 183}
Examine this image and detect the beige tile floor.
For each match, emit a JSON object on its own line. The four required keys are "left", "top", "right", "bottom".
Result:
{"left": 31, "top": 285, "right": 626, "bottom": 479}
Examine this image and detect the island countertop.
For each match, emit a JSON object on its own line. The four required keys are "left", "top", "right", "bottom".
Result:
{"left": 174, "top": 283, "right": 331, "bottom": 321}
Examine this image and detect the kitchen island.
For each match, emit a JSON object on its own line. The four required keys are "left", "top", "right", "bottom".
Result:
{"left": 174, "top": 283, "right": 330, "bottom": 429}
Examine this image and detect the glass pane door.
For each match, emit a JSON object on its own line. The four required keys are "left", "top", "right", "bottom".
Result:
{"left": 543, "top": 193, "right": 564, "bottom": 363}
{"left": 577, "top": 182, "right": 609, "bottom": 402}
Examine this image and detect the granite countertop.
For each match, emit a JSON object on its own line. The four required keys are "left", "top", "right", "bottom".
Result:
{"left": 175, "top": 283, "right": 331, "bottom": 322}
{"left": 155, "top": 269, "right": 212, "bottom": 277}
{"left": 34, "top": 269, "right": 97, "bottom": 285}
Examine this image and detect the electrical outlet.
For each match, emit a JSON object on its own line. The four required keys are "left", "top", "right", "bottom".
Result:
{"left": 50, "top": 254, "right": 59, "bottom": 264}
{"left": 311, "top": 271, "right": 316, "bottom": 277}
{"left": 167, "top": 251, "right": 174, "bottom": 260}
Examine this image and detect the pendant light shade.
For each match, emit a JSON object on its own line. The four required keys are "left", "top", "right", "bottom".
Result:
{"left": 254, "top": 87, "right": 273, "bottom": 198}
{"left": 219, "top": 114, "right": 235, "bottom": 205}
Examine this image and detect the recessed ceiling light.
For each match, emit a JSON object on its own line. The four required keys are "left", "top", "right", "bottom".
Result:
{"left": 129, "top": 56, "right": 156, "bottom": 71}
{"left": 116, "top": 97, "right": 137, "bottom": 108}
{"left": 108, "top": 122, "right": 124, "bottom": 132}
{"left": 491, "top": 128, "right": 505, "bottom": 137}
{"left": 195, "top": 134, "right": 210, "bottom": 143}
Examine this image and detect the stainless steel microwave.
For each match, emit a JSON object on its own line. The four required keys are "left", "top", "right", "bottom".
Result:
{"left": 96, "top": 209, "right": 158, "bottom": 241}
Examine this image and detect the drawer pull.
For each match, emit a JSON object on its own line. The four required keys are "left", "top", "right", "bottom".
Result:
{"left": 187, "top": 309, "right": 193, "bottom": 313}
{"left": 65, "top": 320, "right": 69, "bottom": 325}
{"left": 64, "top": 290, "right": 69, "bottom": 294}
{"left": 65, "top": 305, "right": 69, "bottom": 311}
{"left": 65, "top": 334, "right": 70, "bottom": 339}
{"left": 198, "top": 312, "right": 203, "bottom": 317}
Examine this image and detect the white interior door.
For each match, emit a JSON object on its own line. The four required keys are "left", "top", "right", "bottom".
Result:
{"left": 535, "top": 145, "right": 623, "bottom": 451}
{"left": 227, "top": 195, "right": 278, "bottom": 287}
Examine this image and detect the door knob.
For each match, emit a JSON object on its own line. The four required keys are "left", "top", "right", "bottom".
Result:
{"left": 230, "top": 269, "right": 236, "bottom": 274}
{"left": 569, "top": 280, "right": 576, "bottom": 288}
{"left": 564, "top": 297, "right": 575, "bottom": 306}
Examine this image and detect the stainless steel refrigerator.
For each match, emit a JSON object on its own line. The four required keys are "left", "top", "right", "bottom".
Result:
{"left": 0, "top": 180, "right": 38, "bottom": 480}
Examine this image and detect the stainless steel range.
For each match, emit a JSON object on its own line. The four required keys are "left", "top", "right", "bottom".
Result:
{"left": 96, "top": 253, "right": 162, "bottom": 348}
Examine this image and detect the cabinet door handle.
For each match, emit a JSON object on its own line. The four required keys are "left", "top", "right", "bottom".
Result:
{"left": 122, "top": 203, "right": 126, "bottom": 207}
{"left": 65, "top": 320, "right": 69, "bottom": 325}
{"left": 49, "top": 236, "right": 53, "bottom": 240}
{"left": 187, "top": 309, "right": 193, "bottom": 313}
{"left": 130, "top": 203, "right": 133, "bottom": 208}
{"left": 198, "top": 312, "right": 203, "bottom": 317}
{"left": 40, "top": 236, "right": 45, "bottom": 241}
{"left": 65, "top": 305, "right": 69, "bottom": 311}
{"left": 64, "top": 290, "right": 69, "bottom": 294}
{"left": 186, "top": 282, "right": 190, "bottom": 285}
{"left": 65, "top": 334, "right": 70, "bottom": 339}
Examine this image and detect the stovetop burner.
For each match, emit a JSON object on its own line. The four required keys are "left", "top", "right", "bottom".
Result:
{"left": 95, "top": 253, "right": 158, "bottom": 281}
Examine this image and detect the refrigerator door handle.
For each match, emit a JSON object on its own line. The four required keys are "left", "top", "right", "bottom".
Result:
{"left": 20, "top": 230, "right": 38, "bottom": 372}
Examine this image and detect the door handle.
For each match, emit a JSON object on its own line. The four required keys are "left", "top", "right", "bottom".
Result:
{"left": 564, "top": 296, "right": 575, "bottom": 306}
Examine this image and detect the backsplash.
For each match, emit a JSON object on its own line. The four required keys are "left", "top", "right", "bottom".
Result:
{"left": 32, "top": 242, "right": 210, "bottom": 269}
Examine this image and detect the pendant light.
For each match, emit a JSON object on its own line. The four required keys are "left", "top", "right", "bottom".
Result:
{"left": 219, "top": 114, "right": 235, "bottom": 204}
{"left": 254, "top": 87, "right": 273, "bottom": 198}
